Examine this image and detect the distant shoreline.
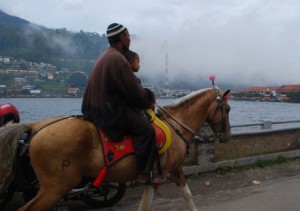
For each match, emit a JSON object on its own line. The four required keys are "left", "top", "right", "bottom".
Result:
{"left": 230, "top": 99, "right": 300, "bottom": 103}
{"left": 0, "top": 95, "right": 179, "bottom": 99}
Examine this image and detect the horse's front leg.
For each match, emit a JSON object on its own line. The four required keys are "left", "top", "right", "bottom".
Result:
{"left": 172, "top": 168, "right": 198, "bottom": 211}
{"left": 138, "top": 185, "right": 155, "bottom": 211}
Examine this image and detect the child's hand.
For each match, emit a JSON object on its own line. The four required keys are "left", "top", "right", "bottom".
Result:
{"left": 150, "top": 103, "right": 155, "bottom": 110}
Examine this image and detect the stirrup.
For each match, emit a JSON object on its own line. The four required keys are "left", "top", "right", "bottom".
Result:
{"left": 137, "top": 172, "right": 150, "bottom": 184}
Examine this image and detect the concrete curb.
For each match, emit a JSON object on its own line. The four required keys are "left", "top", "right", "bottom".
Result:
{"left": 183, "top": 149, "right": 300, "bottom": 175}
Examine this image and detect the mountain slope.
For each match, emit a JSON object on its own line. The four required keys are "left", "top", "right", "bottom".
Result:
{"left": 0, "top": 9, "right": 29, "bottom": 28}
{"left": 0, "top": 10, "right": 107, "bottom": 72}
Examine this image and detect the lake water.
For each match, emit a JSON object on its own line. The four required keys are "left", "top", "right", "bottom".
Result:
{"left": 1, "top": 98, "right": 300, "bottom": 133}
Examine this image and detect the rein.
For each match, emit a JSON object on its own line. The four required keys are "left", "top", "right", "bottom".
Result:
{"left": 156, "top": 104, "right": 201, "bottom": 137}
{"left": 156, "top": 107, "right": 191, "bottom": 157}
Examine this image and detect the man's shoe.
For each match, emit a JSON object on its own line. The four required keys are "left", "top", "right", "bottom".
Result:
{"left": 151, "top": 176, "right": 167, "bottom": 184}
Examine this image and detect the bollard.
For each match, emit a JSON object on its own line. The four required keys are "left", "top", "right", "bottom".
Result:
{"left": 261, "top": 121, "right": 272, "bottom": 130}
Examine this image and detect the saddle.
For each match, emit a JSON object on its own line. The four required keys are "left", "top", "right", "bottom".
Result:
{"left": 93, "top": 109, "right": 171, "bottom": 186}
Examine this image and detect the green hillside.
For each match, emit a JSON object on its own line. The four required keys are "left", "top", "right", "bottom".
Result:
{"left": 0, "top": 10, "right": 108, "bottom": 72}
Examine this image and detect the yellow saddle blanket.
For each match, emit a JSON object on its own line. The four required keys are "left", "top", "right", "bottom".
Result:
{"left": 145, "top": 109, "right": 171, "bottom": 154}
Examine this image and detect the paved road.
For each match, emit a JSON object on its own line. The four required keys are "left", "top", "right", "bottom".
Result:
{"left": 195, "top": 175, "right": 300, "bottom": 211}
{"left": 66, "top": 174, "right": 300, "bottom": 211}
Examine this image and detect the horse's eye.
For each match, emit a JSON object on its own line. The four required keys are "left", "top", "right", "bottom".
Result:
{"left": 225, "top": 106, "right": 231, "bottom": 113}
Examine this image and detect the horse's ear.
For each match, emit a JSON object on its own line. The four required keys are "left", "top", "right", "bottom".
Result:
{"left": 223, "top": 89, "right": 230, "bottom": 100}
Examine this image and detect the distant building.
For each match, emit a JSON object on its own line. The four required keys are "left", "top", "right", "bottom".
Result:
{"left": 68, "top": 88, "right": 80, "bottom": 94}
{"left": 14, "top": 77, "right": 27, "bottom": 83}
{"left": 0, "top": 57, "right": 12, "bottom": 63}
{"left": 276, "top": 94, "right": 288, "bottom": 101}
{"left": 30, "top": 89, "right": 41, "bottom": 96}
{"left": 30, "top": 89, "right": 41, "bottom": 94}
{"left": 0, "top": 85, "right": 6, "bottom": 95}
{"left": 22, "top": 85, "right": 35, "bottom": 90}
{"left": 6, "top": 69, "right": 20, "bottom": 74}
{"left": 232, "top": 84, "right": 300, "bottom": 102}
{"left": 47, "top": 73, "right": 54, "bottom": 80}
{"left": 242, "top": 86, "right": 278, "bottom": 95}
{"left": 277, "top": 84, "right": 300, "bottom": 93}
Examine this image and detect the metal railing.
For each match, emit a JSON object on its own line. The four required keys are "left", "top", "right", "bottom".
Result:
{"left": 229, "top": 119, "right": 300, "bottom": 134}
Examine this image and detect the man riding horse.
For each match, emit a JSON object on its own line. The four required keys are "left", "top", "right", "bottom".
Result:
{"left": 81, "top": 23, "right": 161, "bottom": 183}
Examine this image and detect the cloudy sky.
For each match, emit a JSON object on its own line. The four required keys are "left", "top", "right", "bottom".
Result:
{"left": 1, "top": 0, "right": 300, "bottom": 87}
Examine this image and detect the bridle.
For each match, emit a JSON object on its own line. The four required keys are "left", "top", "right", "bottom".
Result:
{"left": 156, "top": 88, "right": 229, "bottom": 156}
{"left": 207, "top": 87, "right": 229, "bottom": 142}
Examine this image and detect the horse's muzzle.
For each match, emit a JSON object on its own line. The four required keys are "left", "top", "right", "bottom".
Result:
{"left": 219, "top": 131, "right": 231, "bottom": 143}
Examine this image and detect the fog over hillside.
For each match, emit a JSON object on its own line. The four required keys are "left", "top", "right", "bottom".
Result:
{"left": 1, "top": 1, "right": 300, "bottom": 89}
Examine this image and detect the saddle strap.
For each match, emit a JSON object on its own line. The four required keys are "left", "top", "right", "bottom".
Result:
{"left": 155, "top": 146, "right": 163, "bottom": 176}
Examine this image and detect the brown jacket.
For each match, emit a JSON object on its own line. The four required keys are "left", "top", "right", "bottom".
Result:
{"left": 82, "top": 47, "right": 155, "bottom": 135}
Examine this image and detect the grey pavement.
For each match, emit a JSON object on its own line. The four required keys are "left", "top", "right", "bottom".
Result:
{"left": 66, "top": 175, "right": 300, "bottom": 211}
{"left": 196, "top": 174, "right": 300, "bottom": 211}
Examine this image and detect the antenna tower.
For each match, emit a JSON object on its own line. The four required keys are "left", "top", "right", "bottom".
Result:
{"left": 164, "top": 52, "right": 169, "bottom": 94}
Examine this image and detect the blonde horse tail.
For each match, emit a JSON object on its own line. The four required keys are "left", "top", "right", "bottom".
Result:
{"left": 0, "top": 123, "right": 32, "bottom": 193}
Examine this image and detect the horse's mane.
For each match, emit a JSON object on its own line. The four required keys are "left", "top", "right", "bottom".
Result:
{"left": 165, "top": 88, "right": 213, "bottom": 109}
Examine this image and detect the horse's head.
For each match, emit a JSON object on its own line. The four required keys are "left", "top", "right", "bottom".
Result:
{"left": 206, "top": 88, "right": 231, "bottom": 143}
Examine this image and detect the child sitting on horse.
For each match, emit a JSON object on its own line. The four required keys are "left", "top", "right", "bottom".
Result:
{"left": 124, "top": 49, "right": 167, "bottom": 184}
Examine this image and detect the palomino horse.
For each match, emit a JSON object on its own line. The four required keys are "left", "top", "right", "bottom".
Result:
{"left": 0, "top": 86, "right": 231, "bottom": 211}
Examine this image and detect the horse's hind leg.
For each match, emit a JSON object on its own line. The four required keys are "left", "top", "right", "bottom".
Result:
{"left": 172, "top": 168, "right": 198, "bottom": 211}
{"left": 18, "top": 187, "right": 63, "bottom": 211}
